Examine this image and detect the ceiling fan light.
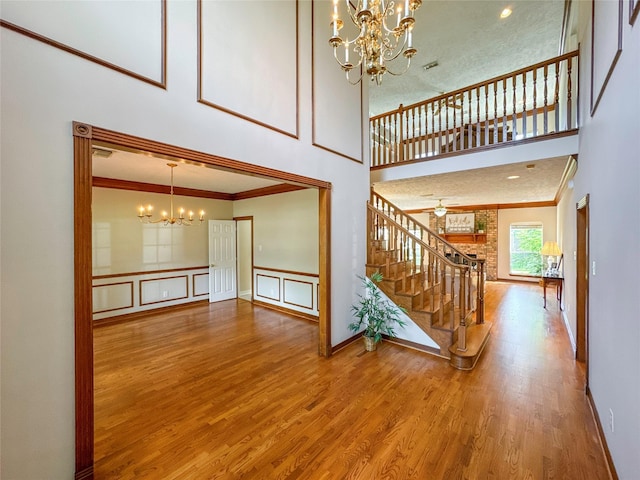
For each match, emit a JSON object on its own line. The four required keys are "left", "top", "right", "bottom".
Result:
{"left": 434, "top": 205, "right": 447, "bottom": 217}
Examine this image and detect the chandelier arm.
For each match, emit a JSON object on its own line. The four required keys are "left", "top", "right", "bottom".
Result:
{"left": 384, "top": 56, "right": 413, "bottom": 76}
{"left": 345, "top": 68, "right": 365, "bottom": 85}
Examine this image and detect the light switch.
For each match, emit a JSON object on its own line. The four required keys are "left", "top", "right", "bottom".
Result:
{"left": 592, "top": 261, "right": 596, "bottom": 276}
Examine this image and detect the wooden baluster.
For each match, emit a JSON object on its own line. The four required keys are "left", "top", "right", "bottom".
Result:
{"left": 476, "top": 86, "right": 481, "bottom": 148}
{"left": 476, "top": 261, "right": 485, "bottom": 324}
{"left": 543, "top": 64, "right": 549, "bottom": 134}
{"left": 484, "top": 85, "right": 489, "bottom": 146}
{"left": 532, "top": 67, "right": 538, "bottom": 138}
{"left": 439, "top": 263, "right": 446, "bottom": 327}
{"left": 512, "top": 74, "right": 517, "bottom": 137}
{"left": 554, "top": 60, "right": 560, "bottom": 132}
{"left": 522, "top": 71, "right": 527, "bottom": 138}
{"left": 412, "top": 106, "right": 417, "bottom": 160}
{"left": 458, "top": 268, "right": 467, "bottom": 351}
{"left": 493, "top": 81, "right": 498, "bottom": 144}
{"left": 466, "top": 88, "right": 472, "bottom": 151}
{"left": 567, "top": 56, "right": 573, "bottom": 129}
{"left": 503, "top": 78, "right": 508, "bottom": 143}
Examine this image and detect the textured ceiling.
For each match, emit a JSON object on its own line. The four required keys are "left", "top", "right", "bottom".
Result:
{"left": 369, "top": 0, "right": 565, "bottom": 116}
{"left": 373, "top": 156, "right": 570, "bottom": 211}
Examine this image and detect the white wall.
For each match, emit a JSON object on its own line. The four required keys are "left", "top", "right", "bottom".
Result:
{"left": 497, "top": 206, "right": 557, "bottom": 281}
{"left": 0, "top": 1, "right": 370, "bottom": 477}
{"left": 93, "top": 188, "right": 233, "bottom": 274}
{"left": 559, "top": 2, "right": 640, "bottom": 478}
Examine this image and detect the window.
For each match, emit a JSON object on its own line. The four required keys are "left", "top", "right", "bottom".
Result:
{"left": 510, "top": 223, "right": 543, "bottom": 276}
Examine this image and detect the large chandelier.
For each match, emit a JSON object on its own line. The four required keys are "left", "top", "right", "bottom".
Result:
{"left": 329, "top": 0, "right": 422, "bottom": 85}
{"left": 137, "top": 163, "right": 205, "bottom": 226}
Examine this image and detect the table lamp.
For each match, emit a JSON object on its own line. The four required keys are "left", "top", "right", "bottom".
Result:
{"left": 540, "top": 241, "right": 562, "bottom": 275}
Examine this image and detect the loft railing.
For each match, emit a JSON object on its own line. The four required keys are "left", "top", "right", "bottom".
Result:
{"left": 369, "top": 191, "right": 485, "bottom": 351}
{"left": 370, "top": 51, "right": 579, "bottom": 168}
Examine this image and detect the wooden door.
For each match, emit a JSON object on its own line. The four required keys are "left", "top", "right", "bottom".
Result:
{"left": 576, "top": 195, "right": 589, "bottom": 378}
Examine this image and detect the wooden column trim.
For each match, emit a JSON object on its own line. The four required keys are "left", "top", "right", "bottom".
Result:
{"left": 318, "top": 188, "right": 332, "bottom": 357}
{"left": 73, "top": 123, "right": 94, "bottom": 478}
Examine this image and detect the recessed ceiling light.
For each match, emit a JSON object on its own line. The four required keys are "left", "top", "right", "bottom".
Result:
{"left": 500, "top": 7, "right": 512, "bottom": 19}
{"left": 507, "top": 175, "right": 520, "bottom": 179}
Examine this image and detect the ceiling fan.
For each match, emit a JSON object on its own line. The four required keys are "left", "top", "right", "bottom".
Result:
{"left": 433, "top": 93, "right": 464, "bottom": 115}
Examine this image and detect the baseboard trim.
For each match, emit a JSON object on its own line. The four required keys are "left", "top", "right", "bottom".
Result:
{"left": 562, "top": 311, "right": 576, "bottom": 353}
{"left": 383, "top": 335, "right": 447, "bottom": 358}
{"left": 332, "top": 333, "right": 362, "bottom": 354}
{"left": 586, "top": 387, "right": 619, "bottom": 480}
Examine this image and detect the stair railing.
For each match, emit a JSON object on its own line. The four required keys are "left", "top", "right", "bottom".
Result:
{"left": 370, "top": 50, "right": 578, "bottom": 168}
{"left": 370, "top": 190, "right": 485, "bottom": 328}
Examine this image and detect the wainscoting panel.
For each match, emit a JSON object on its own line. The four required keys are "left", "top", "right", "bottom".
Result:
{"left": 193, "top": 273, "right": 209, "bottom": 297}
{"left": 92, "top": 267, "right": 208, "bottom": 320}
{"left": 140, "top": 275, "right": 188, "bottom": 306}
{"left": 254, "top": 267, "right": 319, "bottom": 317}
{"left": 93, "top": 281, "right": 134, "bottom": 315}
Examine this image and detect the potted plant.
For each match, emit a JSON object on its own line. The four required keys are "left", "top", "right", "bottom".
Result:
{"left": 476, "top": 220, "right": 486, "bottom": 233}
{"left": 349, "top": 272, "right": 407, "bottom": 351}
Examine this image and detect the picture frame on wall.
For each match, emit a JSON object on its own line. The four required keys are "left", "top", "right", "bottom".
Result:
{"left": 445, "top": 213, "right": 475, "bottom": 233}
{"left": 590, "top": 0, "right": 623, "bottom": 116}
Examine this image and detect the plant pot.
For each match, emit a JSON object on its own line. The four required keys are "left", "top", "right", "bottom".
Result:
{"left": 363, "top": 335, "right": 377, "bottom": 351}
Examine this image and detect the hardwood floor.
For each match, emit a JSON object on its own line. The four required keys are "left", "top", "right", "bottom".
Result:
{"left": 94, "top": 282, "right": 611, "bottom": 479}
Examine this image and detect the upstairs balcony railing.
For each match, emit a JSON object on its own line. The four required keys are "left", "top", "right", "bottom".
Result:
{"left": 370, "top": 51, "right": 578, "bottom": 168}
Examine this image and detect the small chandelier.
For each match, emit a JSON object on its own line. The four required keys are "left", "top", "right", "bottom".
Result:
{"left": 434, "top": 200, "right": 447, "bottom": 217}
{"left": 137, "top": 163, "right": 205, "bottom": 226}
{"left": 329, "top": 0, "right": 422, "bottom": 85}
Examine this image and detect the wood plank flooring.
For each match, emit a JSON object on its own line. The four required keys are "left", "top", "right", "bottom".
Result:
{"left": 93, "top": 282, "right": 611, "bottom": 479}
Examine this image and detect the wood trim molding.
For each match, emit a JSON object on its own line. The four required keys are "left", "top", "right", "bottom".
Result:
{"left": 93, "top": 265, "right": 208, "bottom": 281}
{"left": 382, "top": 336, "right": 446, "bottom": 358}
{"left": 92, "top": 177, "right": 234, "bottom": 200}
{"left": 255, "top": 274, "right": 282, "bottom": 302}
{"left": 196, "top": 0, "right": 299, "bottom": 139}
{"left": 331, "top": 332, "right": 362, "bottom": 353}
{"left": 283, "top": 278, "right": 314, "bottom": 310}
{"left": 88, "top": 125, "right": 331, "bottom": 190}
{"left": 586, "top": 388, "right": 619, "bottom": 479}
{"left": 233, "top": 183, "right": 307, "bottom": 200}
{"left": 0, "top": 1, "right": 167, "bottom": 89}
{"left": 74, "top": 123, "right": 332, "bottom": 476}
{"left": 405, "top": 200, "right": 556, "bottom": 214}
{"left": 254, "top": 265, "right": 319, "bottom": 278}
{"left": 73, "top": 126, "right": 94, "bottom": 477}
{"left": 192, "top": 273, "right": 209, "bottom": 297}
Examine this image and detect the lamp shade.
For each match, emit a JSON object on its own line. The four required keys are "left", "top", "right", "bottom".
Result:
{"left": 540, "top": 241, "right": 561, "bottom": 256}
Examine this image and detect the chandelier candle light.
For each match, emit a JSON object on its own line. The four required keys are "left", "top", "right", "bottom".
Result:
{"left": 137, "top": 163, "right": 205, "bottom": 226}
{"left": 329, "top": 0, "right": 422, "bottom": 85}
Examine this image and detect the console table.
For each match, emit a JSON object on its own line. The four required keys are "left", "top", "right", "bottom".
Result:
{"left": 541, "top": 275, "right": 563, "bottom": 309}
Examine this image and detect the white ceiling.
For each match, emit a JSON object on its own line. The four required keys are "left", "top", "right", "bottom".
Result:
{"left": 93, "top": 1, "right": 568, "bottom": 208}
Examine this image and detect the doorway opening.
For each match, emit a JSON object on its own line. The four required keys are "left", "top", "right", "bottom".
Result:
{"left": 235, "top": 216, "right": 254, "bottom": 302}
{"left": 576, "top": 194, "right": 589, "bottom": 386}
{"left": 73, "top": 122, "right": 332, "bottom": 477}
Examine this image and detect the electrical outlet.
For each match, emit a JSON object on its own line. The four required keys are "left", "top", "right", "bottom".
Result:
{"left": 162, "top": 290, "right": 169, "bottom": 298}
{"left": 592, "top": 261, "right": 597, "bottom": 276}
{"left": 609, "top": 409, "right": 614, "bottom": 432}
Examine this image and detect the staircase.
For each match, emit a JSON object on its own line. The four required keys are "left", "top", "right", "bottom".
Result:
{"left": 367, "top": 191, "right": 492, "bottom": 369}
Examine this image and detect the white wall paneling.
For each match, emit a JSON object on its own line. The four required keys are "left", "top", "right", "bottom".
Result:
{"left": 255, "top": 267, "right": 319, "bottom": 317}
{"left": 92, "top": 268, "right": 208, "bottom": 320}
{"left": 0, "top": 0, "right": 165, "bottom": 86}
{"left": 198, "top": 0, "right": 298, "bottom": 136}
{"left": 311, "top": 0, "right": 364, "bottom": 162}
